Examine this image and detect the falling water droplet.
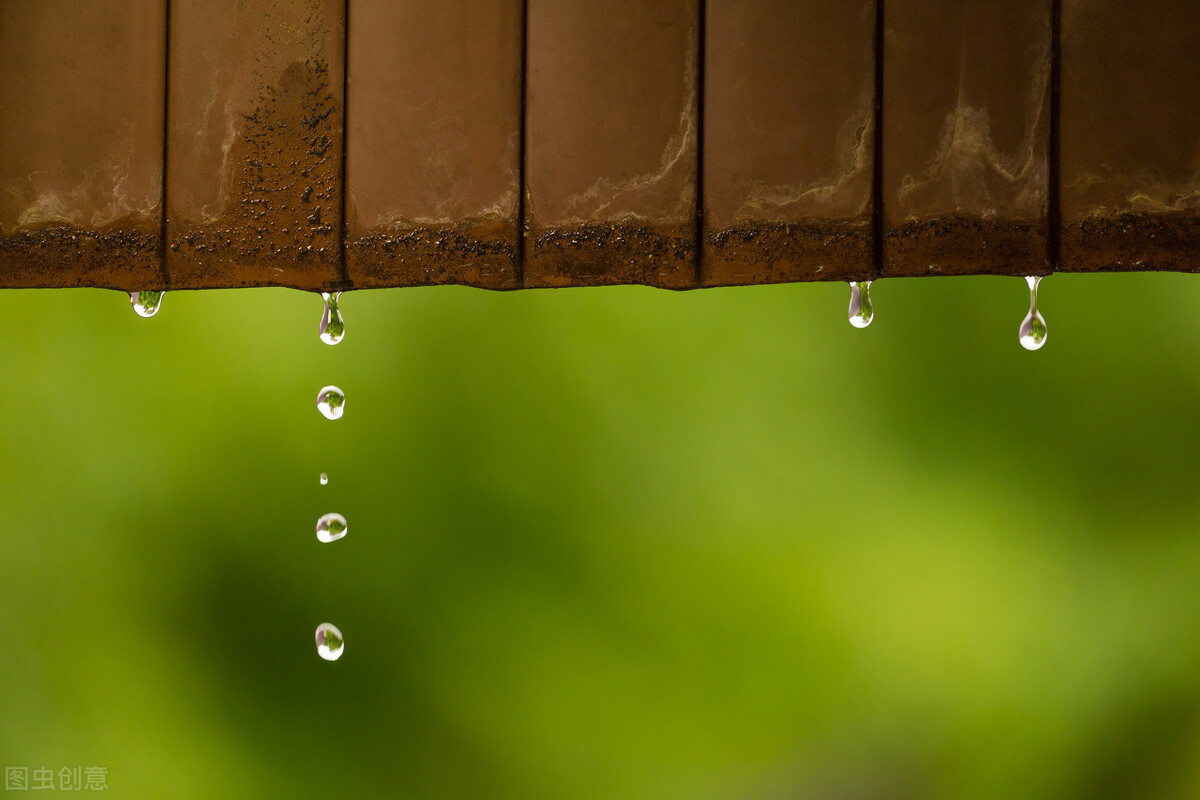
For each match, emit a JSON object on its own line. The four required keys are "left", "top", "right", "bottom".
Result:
{"left": 315, "top": 622, "right": 344, "bottom": 661}
{"left": 316, "top": 512, "right": 347, "bottom": 543}
{"left": 316, "top": 385, "right": 345, "bottom": 420}
{"left": 129, "top": 291, "right": 164, "bottom": 318}
{"left": 319, "top": 473, "right": 328, "bottom": 485}
{"left": 1018, "top": 276, "right": 1048, "bottom": 351}
{"left": 318, "top": 291, "right": 345, "bottom": 345}
{"left": 848, "top": 281, "right": 874, "bottom": 329}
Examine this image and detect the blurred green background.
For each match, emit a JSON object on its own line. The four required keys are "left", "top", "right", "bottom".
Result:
{"left": 3, "top": 274, "right": 1200, "bottom": 799}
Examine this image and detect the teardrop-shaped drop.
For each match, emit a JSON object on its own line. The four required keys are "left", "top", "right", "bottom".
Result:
{"left": 315, "top": 622, "right": 344, "bottom": 661}
{"left": 319, "top": 473, "right": 328, "bottom": 486}
{"left": 129, "top": 290, "right": 164, "bottom": 318}
{"left": 316, "top": 385, "right": 345, "bottom": 420}
{"left": 318, "top": 292, "right": 344, "bottom": 345}
{"left": 848, "top": 281, "right": 874, "bottom": 329}
{"left": 1019, "top": 276, "right": 1048, "bottom": 351}
{"left": 316, "top": 512, "right": 347, "bottom": 543}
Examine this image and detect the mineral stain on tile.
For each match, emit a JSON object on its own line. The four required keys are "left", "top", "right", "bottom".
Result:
{"left": 0, "top": 0, "right": 166, "bottom": 290}
{"left": 166, "top": 0, "right": 344, "bottom": 290}
{"left": 343, "top": 0, "right": 523, "bottom": 289}
{"left": 524, "top": 0, "right": 700, "bottom": 288}
{"left": 883, "top": 0, "right": 1051, "bottom": 277}
{"left": 1059, "top": 0, "right": 1200, "bottom": 273}
{"left": 702, "top": 0, "right": 876, "bottom": 286}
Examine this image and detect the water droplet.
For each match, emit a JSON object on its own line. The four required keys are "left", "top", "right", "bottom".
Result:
{"left": 1019, "top": 276, "right": 1048, "bottom": 351}
{"left": 848, "top": 281, "right": 873, "bottom": 329}
{"left": 319, "top": 473, "right": 328, "bottom": 485}
{"left": 316, "top": 512, "right": 347, "bottom": 543}
{"left": 315, "top": 622, "right": 344, "bottom": 661}
{"left": 318, "top": 291, "right": 344, "bottom": 345}
{"left": 316, "top": 385, "right": 345, "bottom": 420}
{"left": 129, "top": 290, "right": 164, "bottom": 318}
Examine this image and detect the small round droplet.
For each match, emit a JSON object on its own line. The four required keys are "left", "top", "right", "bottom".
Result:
{"left": 1019, "top": 276, "right": 1048, "bottom": 351}
{"left": 319, "top": 473, "right": 328, "bottom": 485}
{"left": 318, "top": 291, "right": 345, "bottom": 345}
{"left": 315, "top": 622, "right": 344, "bottom": 661}
{"left": 848, "top": 281, "right": 874, "bottom": 329}
{"left": 129, "top": 290, "right": 164, "bottom": 318}
{"left": 316, "top": 512, "right": 347, "bottom": 543}
{"left": 316, "top": 385, "right": 345, "bottom": 420}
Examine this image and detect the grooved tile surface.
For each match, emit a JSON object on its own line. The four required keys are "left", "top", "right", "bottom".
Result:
{"left": 703, "top": 0, "right": 875, "bottom": 286}
{"left": 524, "top": 0, "right": 700, "bottom": 288}
{"left": 344, "top": 0, "right": 522, "bottom": 289}
{"left": 0, "top": 0, "right": 166, "bottom": 290}
{"left": 883, "top": 0, "right": 1051, "bottom": 277}
{"left": 166, "top": 0, "right": 345, "bottom": 290}
{"left": 1060, "top": 0, "right": 1200, "bottom": 273}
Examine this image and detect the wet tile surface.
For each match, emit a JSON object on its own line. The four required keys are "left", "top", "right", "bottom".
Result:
{"left": 165, "top": 0, "right": 345, "bottom": 290}
{"left": 0, "top": 0, "right": 166, "bottom": 290}
{"left": 702, "top": 0, "right": 875, "bottom": 286}
{"left": 344, "top": 0, "right": 522, "bottom": 289}
{"left": 1059, "top": 0, "right": 1200, "bottom": 273}
{"left": 883, "top": 0, "right": 1051, "bottom": 278}
{"left": 523, "top": 0, "right": 700, "bottom": 288}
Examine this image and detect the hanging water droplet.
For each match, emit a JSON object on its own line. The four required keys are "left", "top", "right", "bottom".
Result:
{"left": 316, "top": 385, "right": 345, "bottom": 420}
{"left": 319, "top": 473, "right": 328, "bottom": 485}
{"left": 848, "top": 281, "right": 874, "bottom": 329}
{"left": 318, "top": 291, "right": 345, "bottom": 345}
{"left": 129, "top": 290, "right": 164, "bottom": 318}
{"left": 315, "top": 622, "right": 344, "bottom": 661}
{"left": 1018, "top": 275, "right": 1048, "bottom": 351}
{"left": 316, "top": 512, "right": 347, "bottom": 543}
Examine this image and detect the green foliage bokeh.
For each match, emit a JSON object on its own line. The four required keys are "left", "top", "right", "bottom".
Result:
{"left": 3, "top": 275, "right": 1200, "bottom": 799}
